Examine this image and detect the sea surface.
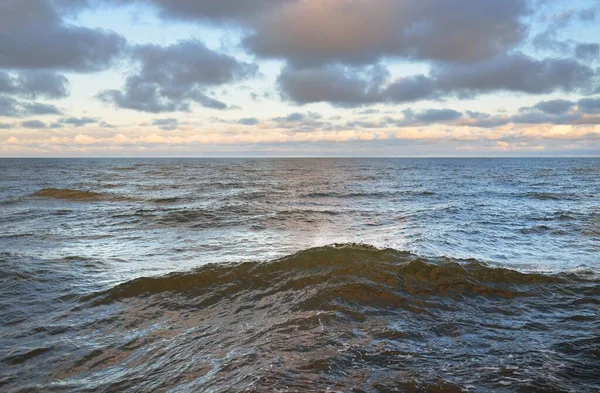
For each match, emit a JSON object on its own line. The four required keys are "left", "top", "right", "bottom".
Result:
{"left": 0, "top": 158, "right": 599, "bottom": 392}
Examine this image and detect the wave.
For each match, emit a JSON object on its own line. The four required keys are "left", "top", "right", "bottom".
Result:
{"left": 73, "top": 244, "right": 600, "bottom": 391}
{"left": 147, "top": 197, "right": 192, "bottom": 204}
{"left": 523, "top": 192, "right": 594, "bottom": 201}
{"left": 3, "top": 244, "right": 589, "bottom": 392}
{"left": 530, "top": 211, "right": 577, "bottom": 221}
{"left": 88, "top": 243, "right": 585, "bottom": 308}
{"left": 301, "top": 191, "right": 435, "bottom": 198}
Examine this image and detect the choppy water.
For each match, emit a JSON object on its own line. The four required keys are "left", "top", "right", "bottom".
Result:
{"left": 1, "top": 158, "right": 599, "bottom": 392}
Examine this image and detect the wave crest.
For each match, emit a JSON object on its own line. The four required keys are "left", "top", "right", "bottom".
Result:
{"left": 88, "top": 244, "right": 577, "bottom": 310}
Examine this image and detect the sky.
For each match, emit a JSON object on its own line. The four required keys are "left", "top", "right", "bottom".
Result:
{"left": 0, "top": 0, "right": 599, "bottom": 157}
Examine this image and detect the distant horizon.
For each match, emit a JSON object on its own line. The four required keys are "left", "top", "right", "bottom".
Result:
{"left": 2, "top": 155, "right": 600, "bottom": 159}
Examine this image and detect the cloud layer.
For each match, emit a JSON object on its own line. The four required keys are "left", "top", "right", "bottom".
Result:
{"left": 279, "top": 53, "right": 597, "bottom": 106}
{"left": 0, "top": 0, "right": 126, "bottom": 71}
{"left": 98, "top": 40, "right": 257, "bottom": 112}
{"left": 246, "top": 0, "right": 528, "bottom": 66}
{"left": 1, "top": 0, "right": 599, "bottom": 156}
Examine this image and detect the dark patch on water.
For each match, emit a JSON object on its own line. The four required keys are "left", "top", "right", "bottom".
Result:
{"left": 32, "top": 188, "right": 106, "bottom": 201}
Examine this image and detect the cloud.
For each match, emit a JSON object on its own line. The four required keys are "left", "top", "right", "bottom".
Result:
{"left": 80, "top": 0, "right": 292, "bottom": 21}
{"left": 59, "top": 117, "right": 98, "bottom": 127}
{"left": 350, "top": 98, "right": 600, "bottom": 130}
{"left": 533, "top": 6, "right": 599, "bottom": 57}
{"left": 279, "top": 53, "right": 596, "bottom": 106}
{"left": 278, "top": 64, "right": 388, "bottom": 106}
{"left": 507, "top": 112, "right": 584, "bottom": 126}
{"left": 0, "top": 123, "right": 12, "bottom": 129}
{"left": 99, "top": 121, "right": 116, "bottom": 128}
{"left": 22, "top": 102, "right": 63, "bottom": 116}
{"left": 432, "top": 52, "right": 595, "bottom": 95}
{"left": 21, "top": 120, "right": 48, "bottom": 129}
{"left": 152, "top": 118, "right": 179, "bottom": 130}
{"left": 273, "top": 112, "right": 321, "bottom": 122}
{"left": 384, "top": 75, "right": 438, "bottom": 103}
{"left": 574, "top": 43, "right": 600, "bottom": 60}
{"left": 98, "top": 40, "right": 257, "bottom": 112}
{"left": 409, "top": 109, "right": 463, "bottom": 123}
{"left": 270, "top": 111, "right": 326, "bottom": 131}
{"left": 0, "top": 71, "right": 69, "bottom": 99}
{"left": 0, "top": 95, "right": 62, "bottom": 117}
{"left": 530, "top": 99, "right": 574, "bottom": 115}
{"left": 0, "top": 0, "right": 126, "bottom": 71}
{"left": 346, "top": 120, "right": 383, "bottom": 129}
{"left": 4, "top": 122, "right": 599, "bottom": 157}
{"left": 245, "top": 0, "right": 527, "bottom": 66}
{"left": 459, "top": 97, "right": 600, "bottom": 127}
{"left": 237, "top": 118, "right": 259, "bottom": 125}
{"left": 578, "top": 98, "right": 600, "bottom": 114}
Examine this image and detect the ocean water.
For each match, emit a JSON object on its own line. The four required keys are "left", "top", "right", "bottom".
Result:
{"left": 0, "top": 158, "right": 599, "bottom": 392}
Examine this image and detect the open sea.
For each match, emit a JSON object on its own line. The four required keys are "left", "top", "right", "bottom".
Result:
{"left": 1, "top": 158, "right": 599, "bottom": 392}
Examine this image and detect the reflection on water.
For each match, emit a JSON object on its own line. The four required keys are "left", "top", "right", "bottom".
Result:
{"left": 1, "top": 158, "right": 599, "bottom": 392}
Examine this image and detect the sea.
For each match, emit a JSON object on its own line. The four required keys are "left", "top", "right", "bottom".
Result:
{"left": 0, "top": 158, "right": 599, "bottom": 392}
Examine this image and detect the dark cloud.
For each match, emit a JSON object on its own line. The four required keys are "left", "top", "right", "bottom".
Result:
{"left": 410, "top": 109, "right": 463, "bottom": 123}
{"left": 530, "top": 99, "right": 574, "bottom": 115}
{"left": 152, "top": 118, "right": 179, "bottom": 130}
{"left": 152, "top": 118, "right": 178, "bottom": 126}
{"left": 238, "top": 118, "right": 259, "bottom": 125}
{"left": 98, "top": 40, "right": 257, "bottom": 112}
{"left": 0, "top": 123, "right": 12, "bottom": 129}
{"left": 273, "top": 112, "right": 323, "bottom": 123}
{"left": 278, "top": 65, "right": 387, "bottom": 106}
{"left": 79, "top": 0, "right": 293, "bottom": 21}
{"left": 433, "top": 53, "right": 595, "bottom": 95}
{"left": 0, "top": 71, "right": 69, "bottom": 99}
{"left": 0, "top": 96, "right": 14, "bottom": 115}
{"left": 21, "top": 120, "right": 48, "bottom": 129}
{"left": 279, "top": 53, "right": 596, "bottom": 106}
{"left": 275, "top": 113, "right": 306, "bottom": 122}
{"left": 0, "top": 95, "right": 62, "bottom": 117}
{"left": 575, "top": 43, "right": 599, "bottom": 60}
{"left": 578, "top": 98, "right": 600, "bottom": 114}
{"left": 506, "top": 111, "right": 581, "bottom": 125}
{"left": 151, "top": 0, "right": 290, "bottom": 20}
{"left": 271, "top": 111, "right": 326, "bottom": 130}
{"left": 466, "top": 111, "right": 492, "bottom": 120}
{"left": 246, "top": 0, "right": 528, "bottom": 66}
{"left": 23, "top": 102, "right": 63, "bottom": 116}
{"left": 384, "top": 75, "right": 438, "bottom": 103}
{"left": 578, "top": 7, "right": 597, "bottom": 22}
{"left": 59, "top": 117, "right": 98, "bottom": 127}
{"left": 0, "top": 0, "right": 126, "bottom": 71}
{"left": 378, "top": 108, "right": 465, "bottom": 127}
